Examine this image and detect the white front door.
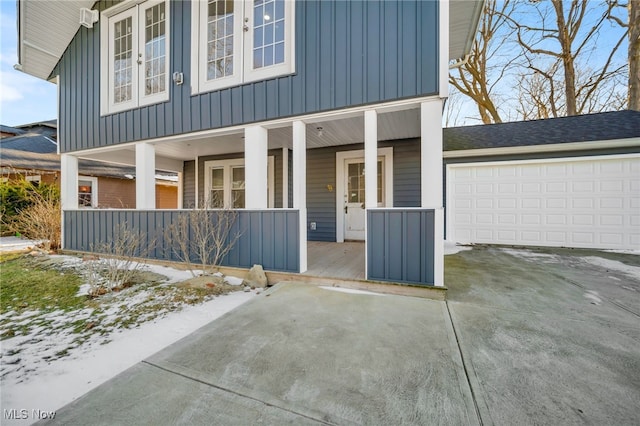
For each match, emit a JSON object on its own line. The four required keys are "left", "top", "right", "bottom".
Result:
{"left": 344, "top": 158, "right": 384, "bottom": 240}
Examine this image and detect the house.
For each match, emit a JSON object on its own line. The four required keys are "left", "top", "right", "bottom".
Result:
{"left": 0, "top": 125, "right": 26, "bottom": 139}
{"left": 443, "top": 111, "right": 640, "bottom": 250}
{"left": 0, "top": 122, "right": 179, "bottom": 209}
{"left": 17, "top": 0, "right": 484, "bottom": 287}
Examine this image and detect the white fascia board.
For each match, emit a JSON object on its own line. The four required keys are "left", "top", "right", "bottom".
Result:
{"left": 443, "top": 137, "right": 640, "bottom": 159}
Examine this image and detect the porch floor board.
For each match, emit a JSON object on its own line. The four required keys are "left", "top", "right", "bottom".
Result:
{"left": 304, "top": 241, "right": 366, "bottom": 280}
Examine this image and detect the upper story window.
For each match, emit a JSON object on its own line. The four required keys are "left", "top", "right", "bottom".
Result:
{"left": 191, "top": 0, "right": 295, "bottom": 94}
{"left": 101, "top": 0, "right": 170, "bottom": 115}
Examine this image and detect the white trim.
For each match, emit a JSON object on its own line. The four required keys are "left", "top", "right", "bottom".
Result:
{"left": 336, "top": 147, "right": 394, "bottom": 243}
{"left": 282, "top": 147, "right": 289, "bottom": 208}
{"left": 443, "top": 137, "right": 640, "bottom": 158}
{"left": 78, "top": 175, "right": 98, "bottom": 208}
{"left": 190, "top": 0, "right": 295, "bottom": 95}
{"left": 438, "top": 0, "right": 449, "bottom": 97}
{"left": 446, "top": 152, "right": 640, "bottom": 169}
{"left": 56, "top": 75, "right": 61, "bottom": 155}
{"left": 202, "top": 156, "right": 275, "bottom": 209}
{"left": 243, "top": 0, "right": 295, "bottom": 83}
{"left": 68, "top": 96, "right": 441, "bottom": 156}
{"left": 100, "top": 0, "right": 170, "bottom": 116}
{"left": 444, "top": 152, "right": 640, "bottom": 245}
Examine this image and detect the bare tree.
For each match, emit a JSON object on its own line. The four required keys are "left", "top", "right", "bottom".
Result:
{"left": 165, "top": 196, "right": 242, "bottom": 277}
{"left": 607, "top": 0, "right": 640, "bottom": 110}
{"left": 449, "top": 0, "right": 518, "bottom": 124}
{"left": 511, "top": 0, "right": 628, "bottom": 116}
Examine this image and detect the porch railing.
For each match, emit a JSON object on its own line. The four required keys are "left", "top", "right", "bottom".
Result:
{"left": 367, "top": 209, "right": 435, "bottom": 285}
{"left": 63, "top": 209, "right": 300, "bottom": 273}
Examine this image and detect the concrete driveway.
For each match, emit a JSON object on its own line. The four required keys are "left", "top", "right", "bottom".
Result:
{"left": 45, "top": 246, "right": 640, "bottom": 425}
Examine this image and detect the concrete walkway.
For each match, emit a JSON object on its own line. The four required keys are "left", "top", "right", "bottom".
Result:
{"left": 44, "top": 246, "right": 640, "bottom": 425}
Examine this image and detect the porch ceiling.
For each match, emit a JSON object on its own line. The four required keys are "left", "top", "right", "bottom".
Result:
{"left": 77, "top": 107, "right": 421, "bottom": 167}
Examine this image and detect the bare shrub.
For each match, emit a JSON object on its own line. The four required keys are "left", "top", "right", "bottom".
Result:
{"left": 88, "top": 222, "right": 155, "bottom": 296}
{"left": 165, "top": 196, "right": 242, "bottom": 277}
{"left": 8, "top": 182, "right": 61, "bottom": 251}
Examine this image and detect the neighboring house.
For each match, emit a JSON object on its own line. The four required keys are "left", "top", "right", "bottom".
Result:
{"left": 17, "top": 0, "right": 484, "bottom": 286}
{"left": 0, "top": 123, "right": 179, "bottom": 209}
{"left": 0, "top": 125, "right": 25, "bottom": 139}
{"left": 443, "top": 111, "right": 640, "bottom": 250}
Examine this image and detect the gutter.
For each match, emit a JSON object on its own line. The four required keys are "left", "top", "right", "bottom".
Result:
{"left": 443, "top": 138, "right": 640, "bottom": 158}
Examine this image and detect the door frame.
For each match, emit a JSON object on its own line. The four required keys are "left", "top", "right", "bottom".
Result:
{"left": 336, "top": 147, "right": 393, "bottom": 243}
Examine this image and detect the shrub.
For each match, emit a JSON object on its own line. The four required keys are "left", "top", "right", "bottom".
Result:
{"left": 0, "top": 178, "right": 61, "bottom": 250}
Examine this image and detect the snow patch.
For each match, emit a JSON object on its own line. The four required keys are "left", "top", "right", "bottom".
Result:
{"left": 224, "top": 276, "right": 244, "bottom": 286}
{"left": 320, "top": 286, "right": 386, "bottom": 296}
{"left": 444, "top": 241, "right": 472, "bottom": 255}
{"left": 584, "top": 291, "right": 602, "bottom": 305}
{"left": 579, "top": 257, "right": 640, "bottom": 281}
{"left": 601, "top": 249, "right": 640, "bottom": 256}
{"left": 500, "top": 248, "right": 560, "bottom": 263}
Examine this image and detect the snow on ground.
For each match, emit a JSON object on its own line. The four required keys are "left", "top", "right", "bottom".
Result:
{"left": 602, "top": 249, "right": 640, "bottom": 256}
{"left": 0, "top": 237, "right": 43, "bottom": 253}
{"left": 0, "top": 256, "right": 256, "bottom": 425}
{"left": 578, "top": 256, "right": 640, "bottom": 281}
{"left": 499, "top": 248, "right": 561, "bottom": 263}
{"left": 444, "top": 241, "right": 472, "bottom": 256}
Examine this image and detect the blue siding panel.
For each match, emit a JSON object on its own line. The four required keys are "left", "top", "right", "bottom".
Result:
{"left": 367, "top": 209, "right": 435, "bottom": 286}
{"left": 64, "top": 209, "right": 300, "bottom": 273}
{"left": 57, "top": 0, "right": 439, "bottom": 153}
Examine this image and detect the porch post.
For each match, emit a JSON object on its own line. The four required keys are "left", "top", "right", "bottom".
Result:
{"left": 292, "top": 120, "right": 307, "bottom": 273}
{"left": 421, "top": 99, "right": 444, "bottom": 286}
{"left": 60, "top": 153, "right": 78, "bottom": 251}
{"left": 282, "top": 147, "right": 289, "bottom": 208}
{"left": 60, "top": 153, "right": 78, "bottom": 210}
{"left": 244, "top": 125, "right": 268, "bottom": 209}
{"left": 136, "top": 143, "right": 156, "bottom": 209}
{"left": 364, "top": 110, "right": 378, "bottom": 279}
{"left": 364, "top": 110, "right": 378, "bottom": 209}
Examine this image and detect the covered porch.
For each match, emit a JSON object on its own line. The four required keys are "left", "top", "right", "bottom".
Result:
{"left": 61, "top": 97, "right": 445, "bottom": 286}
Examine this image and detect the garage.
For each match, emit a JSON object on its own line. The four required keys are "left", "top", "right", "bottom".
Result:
{"left": 447, "top": 154, "right": 640, "bottom": 250}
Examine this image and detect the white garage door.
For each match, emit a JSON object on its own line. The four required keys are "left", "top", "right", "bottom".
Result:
{"left": 448, "top": 154, "right": 640, "bottom": 250}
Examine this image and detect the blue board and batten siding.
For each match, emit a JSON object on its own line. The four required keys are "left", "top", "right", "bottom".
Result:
{"left": 64, "top": 210, "right": 300, "bottom": 272}
{"left": 367, "top": 209, "right": 435, "bottom": 285}
{"left": 54, "top": 0, "right": 439, "bottom": 153}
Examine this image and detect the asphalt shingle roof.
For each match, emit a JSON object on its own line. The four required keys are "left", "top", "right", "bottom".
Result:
{"left": 0, "top": 133, "right": 58, "bottom": 153}
{"left": 444, "top": 110, "right": 640, "bottom": 151}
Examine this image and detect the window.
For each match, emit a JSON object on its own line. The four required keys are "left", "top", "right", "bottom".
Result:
{"left": 204, "top": 157, "right": 274, "bottom": 208}
{"left": 101, "top": 0, "right": 170, "bottom": 114}
{"left": 25, "top": 175, "right": 41, "bottom": 186}
{"left": 191, "top": 0, "right": 295, "bottom": 94}
{"left": 78, "top": 177, "right": 98, "bottom": 208}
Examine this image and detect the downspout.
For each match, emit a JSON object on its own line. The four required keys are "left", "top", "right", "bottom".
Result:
{"left": 449, "top": 53, "right": 471, "bottom": 70}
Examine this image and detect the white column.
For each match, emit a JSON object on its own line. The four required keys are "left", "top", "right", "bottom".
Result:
{"left": 421, "top": 99, "right": 444, "bottom": 286}
{"left": 364, "top": 110, "right": 378, "bottom": 209}
{"left": 177, "top": 171, "right": 184, "bottom": 209}
{"left": 60, "top": 154, "right": 78, "bottom": 210}
{"left": 282, "top": 147, "right": 289, "bottom": 208}
{"left": 244, "top": 125, "right": 269, "bottom": 209}
{"left": 292, "top": 121, "right": 307, "bottom": 273}
{"left": 421, "top": 100, "right": 443, "bottom": 207}
{"left": 136, "top": 143, "right": 156, "bottom": 209}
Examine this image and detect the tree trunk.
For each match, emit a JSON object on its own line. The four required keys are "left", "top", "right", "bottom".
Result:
{"left": 553, "top": 0, "right": 578, "bottom": 115}
{"left": 629, "top": 0, "right": 640, "bottom": 110}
